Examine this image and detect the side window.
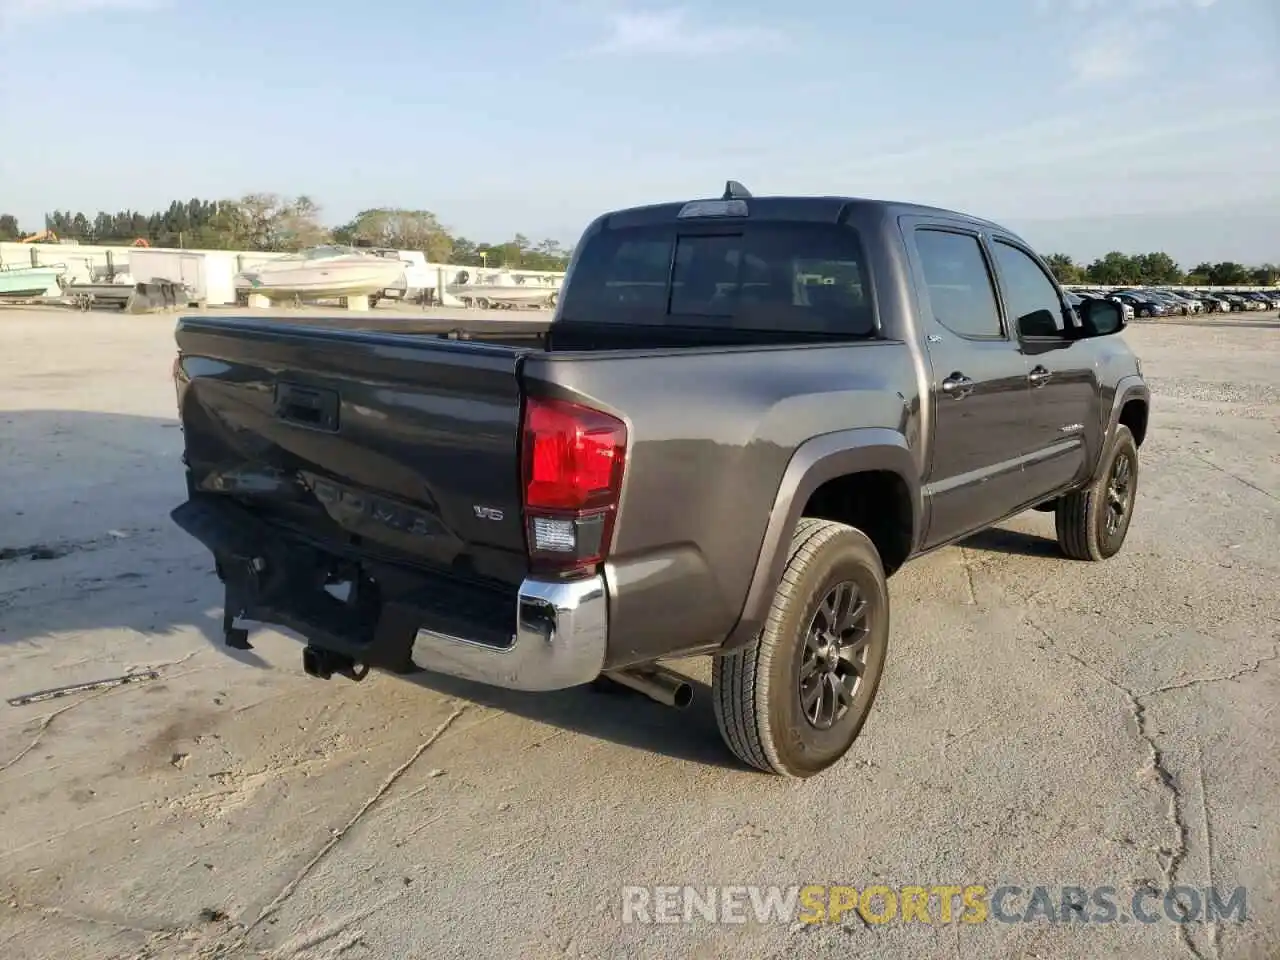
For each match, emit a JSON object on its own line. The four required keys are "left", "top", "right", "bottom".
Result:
{"left": 991, "top": 240, "right": 1067, "bottom": 338}
{"left": 914, "top": 229, "right": 1003, "bottom": 338}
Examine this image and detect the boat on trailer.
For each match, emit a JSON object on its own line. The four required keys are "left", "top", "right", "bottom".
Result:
{"left": 0, "top": 264, "right": 66, "bottom": 299}
{"left": 235, "top": 246, "right": 405, "bottom": 301}
{"left": 445, "top": 268, "right": 559, "bottom": 309}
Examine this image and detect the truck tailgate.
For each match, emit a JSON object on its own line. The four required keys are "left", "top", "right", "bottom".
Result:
{"left": 174, "top": 317, "right": 532, "bottom": 587}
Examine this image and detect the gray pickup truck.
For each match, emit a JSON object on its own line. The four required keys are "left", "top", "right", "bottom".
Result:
{"left": 170, "top": 182, "right": 1150, "bottom": 779}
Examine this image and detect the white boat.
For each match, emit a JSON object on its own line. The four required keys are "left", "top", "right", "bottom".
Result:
{"left": 235, "top": 246, "right": 405, "bottom": 301}
{"left": 445, "top": 268, "right": 560, "bottom": 308}
{"left": 0, "top": 263, "right": 66, "bottom": 298}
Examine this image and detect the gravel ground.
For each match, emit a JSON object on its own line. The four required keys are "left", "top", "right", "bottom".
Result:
{"left": 0, "top": 306, "right": 1277, "bottom": 960}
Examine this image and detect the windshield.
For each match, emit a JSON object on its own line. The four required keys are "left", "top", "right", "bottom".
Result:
{"left": 268, "top": 245, "right": 356, "bottom": 262}
{"left": 301, "top": 245, "right": 355, "bottom": 259}
{"left": 558, "top": 221, "right": 876, "bottom": 337}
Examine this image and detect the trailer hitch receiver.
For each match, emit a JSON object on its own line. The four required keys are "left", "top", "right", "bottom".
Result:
{"left": 302, "top": 645, "right": 370, "bottom": 682}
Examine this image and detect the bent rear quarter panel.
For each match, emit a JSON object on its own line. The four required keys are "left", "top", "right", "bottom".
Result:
{"left": 523, "top": 342, "right": 920, "bottom": 668}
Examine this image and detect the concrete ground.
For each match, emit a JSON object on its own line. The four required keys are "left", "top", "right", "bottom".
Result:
{"left": 0, "top": 305, "right": 1277, "bottom": 960}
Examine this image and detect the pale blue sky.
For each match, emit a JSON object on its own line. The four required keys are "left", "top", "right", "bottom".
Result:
{"left": 1, "top": 0, "right": 1277, "bottom": 263}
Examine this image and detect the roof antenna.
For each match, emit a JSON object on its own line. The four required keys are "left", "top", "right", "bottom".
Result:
{"left": 722, "top": 180, "right": 752, "bottom": 200}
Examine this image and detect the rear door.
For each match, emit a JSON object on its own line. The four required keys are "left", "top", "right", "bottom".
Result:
{"left": 902, "top": 220, "right": 1036, "bottom": 548}
{"left": 987, "top": 236, "right": 1099, "bottom": 497}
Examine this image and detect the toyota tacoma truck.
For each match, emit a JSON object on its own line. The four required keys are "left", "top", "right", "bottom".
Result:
{"left": 169, "top": 183, "right": 1150, "bottom": 779}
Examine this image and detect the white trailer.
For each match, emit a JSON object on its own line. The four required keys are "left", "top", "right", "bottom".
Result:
{"left": 127, "top": 249, "right": 206, "bottom": 303}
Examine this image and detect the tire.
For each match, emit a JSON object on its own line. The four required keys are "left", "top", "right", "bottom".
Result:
{"left": 712, "top": 519, "right": 890, "bottom": 778}
{"left": 1055, "top": 425, "right": 1139, "bottom": 561}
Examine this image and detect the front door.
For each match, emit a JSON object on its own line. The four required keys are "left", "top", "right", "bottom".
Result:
{"left": 987, "top": 237, "right": 1099, "bottom": 497}
{"left": 905, "top": 223, "right": 1036, "bottom": 549}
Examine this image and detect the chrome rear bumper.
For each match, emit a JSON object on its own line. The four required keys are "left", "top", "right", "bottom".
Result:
{"left": 412, "top": 576, "right": 608, "bottom": 692}
{"left": 171, "top": 495, "right": 609, "bottom": 692}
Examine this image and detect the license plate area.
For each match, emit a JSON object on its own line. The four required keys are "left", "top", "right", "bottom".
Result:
{"left": 313, "top": 558, "right": 380, "bottom": 622}
{"left": 249, "top": 551, "right": 382, "bottom": 647}
{"left": 320, "top": 558, "right": 366, "bottom": 604}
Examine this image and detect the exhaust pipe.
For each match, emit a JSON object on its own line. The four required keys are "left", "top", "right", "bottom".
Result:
{"left": 604, "top": 664, "right": 693, "bottom": 709}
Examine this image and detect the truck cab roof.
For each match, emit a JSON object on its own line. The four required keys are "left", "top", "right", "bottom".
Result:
{"left": 598, "top": 191, "right": 1008, "bottom": 234}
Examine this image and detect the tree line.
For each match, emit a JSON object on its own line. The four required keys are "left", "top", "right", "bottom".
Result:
{"left": 0, "top": 194, "right": 574, "bottom": 272}
{"left": 2, "top": 198, "right": 1275, "bottom": 284}
{"left": 1042, "top": 251, "right": 1274, "bottom": 288}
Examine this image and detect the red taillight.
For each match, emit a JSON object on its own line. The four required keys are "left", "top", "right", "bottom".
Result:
{"left": 521, "top": 396, "right": 627, "bottom": 573}
{"left": 525, "top": 398, "right": 625, "bottom": 510}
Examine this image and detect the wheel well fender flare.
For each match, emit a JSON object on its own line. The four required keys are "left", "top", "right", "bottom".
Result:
{"left": 722, "top": 428, "right": 920, "bottom": 650}
{"left": 1095, "top": 376, "right": 1149, "bottom": 472}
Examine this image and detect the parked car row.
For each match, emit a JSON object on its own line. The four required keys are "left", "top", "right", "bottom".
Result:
{"left": 1206, "top": 291, "right": 1280, "bottom": 312}
{"left": 1066, "top": 291, "right": 1136, "bottom": 322}
{"left": 1161, "top": 290, "right": 1280, "bottom": 313}
{"left": 1068, "top": 287, "right": 1280, "bottom": 317}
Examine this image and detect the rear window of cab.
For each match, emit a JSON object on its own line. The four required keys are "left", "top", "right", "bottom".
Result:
{"left": 558, "top": 222, "right": 876, "bottom": 337}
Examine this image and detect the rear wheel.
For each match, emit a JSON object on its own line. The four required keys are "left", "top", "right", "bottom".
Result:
{"left": 712, "top": 519, "right": 890, "bottom": 778}
{"left": 1055, "top": 425, "right": 1139, "bottom": 561}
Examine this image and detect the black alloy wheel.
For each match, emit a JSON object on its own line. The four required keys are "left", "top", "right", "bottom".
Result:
{"left": 798, "top": 581, "right": 871, "bottom": 730}
{"left": 1104, "top": 446, "right": 1135, "bottom": 541}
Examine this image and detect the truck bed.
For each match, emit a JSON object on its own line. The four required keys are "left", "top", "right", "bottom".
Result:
{"left": 205, "top": 313, "right": 555, "bottom": 346}
{"left": 184, "top": 313, "right": 850, "bottom": 352}
{"left": 174, "top": 312, "right": 802, "bottom": 594}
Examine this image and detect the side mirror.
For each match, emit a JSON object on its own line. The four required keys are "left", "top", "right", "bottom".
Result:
{"left": 1079, "top": 298, "right": 1125, "bottom": 337}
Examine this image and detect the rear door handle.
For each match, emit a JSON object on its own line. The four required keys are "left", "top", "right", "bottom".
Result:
{"left": 1029, "top": 365, "right": 1053, "bottom": 387}
{"left": 940, "top": 372, "right": 975, "bottom": 400}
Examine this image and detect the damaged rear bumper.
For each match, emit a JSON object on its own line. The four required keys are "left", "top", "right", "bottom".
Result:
{"left": 171, "top": 496, "right": 608, "bottom": 692}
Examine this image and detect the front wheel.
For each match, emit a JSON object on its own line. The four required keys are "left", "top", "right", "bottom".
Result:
{"left": 1055, "top": 425, "right": 1139, "bottom": 561}
{"left": 712, "top": 519, "right": 890, "bottom": 778}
